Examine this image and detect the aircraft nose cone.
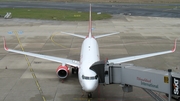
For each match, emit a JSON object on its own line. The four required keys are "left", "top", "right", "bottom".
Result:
{"left": 84, "top": 80, "right": 98, "bottom": 92}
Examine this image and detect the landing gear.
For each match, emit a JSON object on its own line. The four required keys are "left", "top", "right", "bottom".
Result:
{"left": 72, "top": 68, "right": 78, "bottom": 74}
{"left": 87, "top": 93, "right": 92, "bottom": 98}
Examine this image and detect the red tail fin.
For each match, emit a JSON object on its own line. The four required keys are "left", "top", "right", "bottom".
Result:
{"left": 88, "top": 4, "right": 92, "bottom": 37}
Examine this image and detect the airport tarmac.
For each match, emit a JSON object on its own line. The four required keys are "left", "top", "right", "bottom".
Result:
{"left": 0, "top": 15, "right": 180, "bottom": 101}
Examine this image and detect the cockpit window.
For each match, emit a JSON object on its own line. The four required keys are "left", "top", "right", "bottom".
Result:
{"left": 85, "top": 76, "right": 89, "bottom": 79}
{"left": 82, "top": 75, "right": 85, "bottom": 79}
{"left": 82, "top": 75, "right": 98, "bottom": 80}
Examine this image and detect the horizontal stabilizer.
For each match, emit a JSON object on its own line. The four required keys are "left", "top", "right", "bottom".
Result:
{"left": 61, "top": 31, "right": 86, "bottom": 39}
{"left": 95, "top": 32, "right": 120, "bottom": 39}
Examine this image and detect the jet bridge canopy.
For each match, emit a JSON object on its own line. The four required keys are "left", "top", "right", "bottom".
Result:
{"left": 90, "top": 61, "right": 180, "bottom": 100}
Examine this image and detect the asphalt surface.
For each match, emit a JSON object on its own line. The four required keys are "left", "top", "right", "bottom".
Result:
{"left": 0, "top": 2, "right": 180, "bottom": 18}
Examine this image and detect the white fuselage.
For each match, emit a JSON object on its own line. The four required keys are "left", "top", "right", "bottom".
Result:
{"left": 78, "top": 36, "right": 99, "bottom": 92}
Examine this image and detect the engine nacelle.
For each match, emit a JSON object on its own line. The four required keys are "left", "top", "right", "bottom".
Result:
{"left": 56, "top": 65, "right": 69, "bottom": 79}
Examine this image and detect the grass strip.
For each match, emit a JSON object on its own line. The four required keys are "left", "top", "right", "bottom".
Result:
{"left": 0, "top": 8, "right": 111, "bottom": 21}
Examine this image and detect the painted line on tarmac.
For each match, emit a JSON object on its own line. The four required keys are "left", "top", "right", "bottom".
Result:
{"left": 14, "top": 32, "right": 31, "bottom": 66}
{"left": 50, "top": 32, "right": 68, "bottom": 49}
{"left": 14, "top": 31, "right": 46, "bottom": 101}
{"left": 30, "top": 68, "right": 34, "bottom": 72}
{"left": 32, "top": 73, "right": 36, "bottom": 79}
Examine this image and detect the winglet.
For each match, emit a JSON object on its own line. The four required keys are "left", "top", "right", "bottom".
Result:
{"left": 172, "top": 39, "right": 177, "bottom": 52}
{"left": 3, "top": 37, "right": 8, "bottom": 51}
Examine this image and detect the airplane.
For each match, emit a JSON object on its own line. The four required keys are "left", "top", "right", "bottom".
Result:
{"left": 3, "top": 4, "right": 177, "bottom": 98}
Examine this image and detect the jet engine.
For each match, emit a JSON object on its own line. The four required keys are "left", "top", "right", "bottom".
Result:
{"left": 56, "top": 65, "right": 69, "bottom": 79}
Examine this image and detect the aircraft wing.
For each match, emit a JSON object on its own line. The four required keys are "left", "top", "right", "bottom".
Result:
{"left": 108, "top": 39, "right": 177, "bottom": 64}
{"left": 3, "top": 37, "right": 80, "bottom": 67}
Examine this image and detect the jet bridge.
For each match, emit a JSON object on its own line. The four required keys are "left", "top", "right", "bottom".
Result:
{"left": 90, "top": 60, "right": 180, "bottom": 101}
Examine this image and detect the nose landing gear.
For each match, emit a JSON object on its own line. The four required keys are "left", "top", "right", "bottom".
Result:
{"left": 88, "top": 93, "right": 92, "bottom": 98}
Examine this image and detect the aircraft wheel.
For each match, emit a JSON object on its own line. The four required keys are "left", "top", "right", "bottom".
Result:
{"left": 72, "top": 68, "right": 78, "bottom": 74}
{"left": 72, "top": 68, "right": 75, "bottom": 74}
{"left": 88, "top": 93, "right": 92, "bottom": 98}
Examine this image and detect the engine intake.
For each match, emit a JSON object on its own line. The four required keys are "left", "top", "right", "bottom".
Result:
{"left": 56, "top": 65, "right": 69, "bottom": 79}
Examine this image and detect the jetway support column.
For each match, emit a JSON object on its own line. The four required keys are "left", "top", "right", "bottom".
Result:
{"left": 168, "top": 69, "right": 172, "bottom": 101}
